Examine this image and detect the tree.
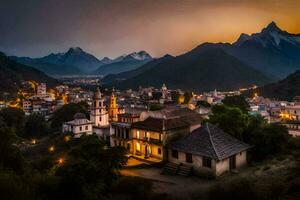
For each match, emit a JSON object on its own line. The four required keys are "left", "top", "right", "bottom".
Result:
{"left": 249, "top": 123, "right": 290, "bottom": 160}
{"left": 222, "top": 95, "right": 250, "bottom": 113}
{"left": 208, "top": 105, "right": 249, "bottom": 140}
{"left": 0, "top": 119, "right": 24, "bottom": 172}
{"left": 0, "top": 107, "right": 25, "bottom": 135}
{"left": 24, "top": 113, "right": 50, "bottom": 138}
{"left": 54, "top": 135, "right": 128, "bottom": 199}
{"left": 51, "top": 102, "right": 89, "bottom": 130}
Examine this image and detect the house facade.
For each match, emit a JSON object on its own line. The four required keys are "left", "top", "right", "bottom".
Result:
{"left": 62, "top": 113, "right": 93, "bottom": 138}
{"left": 131, "top": 117, "right": 190, "bottom": 160}
{"left": 168, "top": 123, "right": 251, "bottom": 177}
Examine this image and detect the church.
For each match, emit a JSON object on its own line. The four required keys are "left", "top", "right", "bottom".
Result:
{"left": 63, "top": 88, "right": 118, "bottom": 140}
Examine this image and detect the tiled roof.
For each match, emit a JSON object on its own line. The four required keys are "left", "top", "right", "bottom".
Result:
{"left": 132, "top": 117, "right": 189, "bottom": 132}
{"left": 169, "top": 123, "right": 251, "bottom": 160}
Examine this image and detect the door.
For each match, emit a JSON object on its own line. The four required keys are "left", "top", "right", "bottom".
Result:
{"left": 229, "top": 155, "right": 236, "bottom": 170}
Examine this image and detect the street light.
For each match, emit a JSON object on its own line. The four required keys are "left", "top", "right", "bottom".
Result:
{"left": 49, "top": 145, "right": 55, "bottom": 153}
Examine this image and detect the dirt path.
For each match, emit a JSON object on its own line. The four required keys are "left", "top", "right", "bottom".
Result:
{"left": 120, "top": 168, "right": 214, "bottom": 199}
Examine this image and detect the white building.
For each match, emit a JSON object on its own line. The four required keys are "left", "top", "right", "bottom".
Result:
{"left": 62, "top": 113, "right": 93, "bottom": 138}
{"left": 90, "top": 88, "right": 110, "bottom": 140}
{"left": 90, "top": 88, "right": 109, "bottom": 127}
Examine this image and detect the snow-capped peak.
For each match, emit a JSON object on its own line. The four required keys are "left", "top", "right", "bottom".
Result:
{"left": 127, "top": 51, "right": 152, "bottom": 60}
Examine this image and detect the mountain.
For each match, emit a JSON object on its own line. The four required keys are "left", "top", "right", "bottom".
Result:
{"left": 100, "top": 57, "right": 113, "bottom": 64}
{"left": 39, "top": 47, "right": 104, "bottom": 72}
{"left": 109, "top": 44, "right": 273, "bottom": 92}
{"left": 11, "top": 47, "right": 104, "bottom": 75}
{"left": 93, "top": 51, "right": 152, "bottom": 75}
{"left": 219, "top": 22, "right": 300, "bottom": 78}
{"left": 245, "top": 70, "right": 300, "bottom": 101}
{"left": 102, "top": 54, "right": 174, "bottom": 85}
{"left": 11, "top": 56, "right": 83, "bottom": 76}
{"left": 0, "top": 52, "right": 58, "bottom": 95}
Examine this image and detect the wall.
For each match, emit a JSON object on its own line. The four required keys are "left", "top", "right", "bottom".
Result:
{"left": 168, "top": 150, "right": 216, "bottom": 177}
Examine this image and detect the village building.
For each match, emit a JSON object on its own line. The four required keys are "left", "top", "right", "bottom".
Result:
{"left": 62, "top": 113, "right": 93, "bottom": 138}
{"left": 131, "top": 117, "right": 190, "bottom": 160}
{"left": 167, "top": 123, "right": 251, "bottom": 177}
{"left": 90, "top": 88, "right": 110, "bottom": 140}
{"left": 108, "top": 89, "right": 125, "bottom": 122}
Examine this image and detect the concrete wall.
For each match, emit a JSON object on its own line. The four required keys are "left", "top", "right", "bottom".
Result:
{"left": 168, "top": 150, "right": 216, "bottom": 177}
{"left": 168, "top": 149, "right": 248, "bottom": 177}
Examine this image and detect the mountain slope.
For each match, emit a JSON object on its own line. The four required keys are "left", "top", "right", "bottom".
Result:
{"left": 102, "top": 54, "right": 174, "bottom": 85}
{"left": 246, "top": 70, "right": 300, "bottom": 101}
{"left": 40, "top": 47, "right": 103, "bottom": 72}
{"left": 220, "top": 22, "right": 300, "bottom": 78}
{"left": 111, "top": 45, "right": 273, "bottom": 92}
{"left": 93, "top": 51, "right": 152, "bottom": 75}
{"left": 11, "top": 56, "right": 83, "bottom": 76}
{"left": 0, "top": 52, "right": 58, "bottom": 94}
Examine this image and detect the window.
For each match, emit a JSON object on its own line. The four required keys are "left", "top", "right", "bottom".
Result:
{"left": 186, "top": 153, "right": 193, "bottom": 163}
{"left": 136, "top": 142, "right": 140, "bottom": 152}
{"left": 79, "top": 126, "right": 82, "bottom": 131}
{"left": 172, "top": 150, "right": 178, "bottom": 159}
{"left": 158, "top": 148, "right": 161, "bottom": 155}
{"left": 203, "top": 157, "right": 212, "bottom": 168}
{"left": 137, "top": 131, "right": 140, "bottom": 139}
{"left": 85, "top": 126, "right": 88, "bottom": 130}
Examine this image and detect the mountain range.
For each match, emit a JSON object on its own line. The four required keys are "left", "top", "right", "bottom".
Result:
{"left": 0, "top": 52, "right": 58, "bottom": 96}
{"left": 218, "top": 22, "right": 300, "bottom": 78}
{"left": 92, "top": 51, "right": 152, "bottom": 75}
{"left": 105, "top": 45, "right": 273, "bottom": 92}
{"left": 11, "top": 48, "right": 152, "bottom": 76}
{"left": 104, "top": 22, "right": 300, "bottom": 91}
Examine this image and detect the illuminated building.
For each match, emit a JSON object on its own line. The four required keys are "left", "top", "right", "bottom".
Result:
{"left": 108, "top": 89, "right": 119, "bottom": 122}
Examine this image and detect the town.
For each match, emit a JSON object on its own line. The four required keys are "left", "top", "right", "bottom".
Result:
{"left": 1, "top": 1, "right": 300, "bottom": 199}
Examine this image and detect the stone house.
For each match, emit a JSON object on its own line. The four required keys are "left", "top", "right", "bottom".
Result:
{"left": 168, "top": 123, "right": 251, "bottom": 177}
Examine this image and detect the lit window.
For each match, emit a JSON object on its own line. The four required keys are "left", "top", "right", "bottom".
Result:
{"left": 136, "top": 142, "right": 140, "bottom": 152}
{"left": 137, "top": 131, "right": 140, "bottom": 139}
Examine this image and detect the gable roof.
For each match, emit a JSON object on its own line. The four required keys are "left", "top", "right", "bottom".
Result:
{"left": 169, "top": 123, "right": 251, "bottom": 160}
{"left": 132, "top": 117, "right": 189, "bottom": 132}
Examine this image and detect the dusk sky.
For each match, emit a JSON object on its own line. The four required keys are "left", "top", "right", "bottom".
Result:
{"left": 1, "top": 0, "right": 300, "bottom": 59}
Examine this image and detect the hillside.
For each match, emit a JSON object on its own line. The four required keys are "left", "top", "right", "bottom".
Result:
{"left": 245, "top": 70, "right": 300, "bottom": 101}
{"left": 101, "top": 54, "right": 173, "bottom": 84}
{"left": 110, "top": 45, "right": 273, "bottom": 92}
{"left": 93, "top": 51, "right": 152, "bottom": 75}
{"left": 0, "top": 52, "right": 58, "bottom": 94}
{"left": 11, "top": 56, "right": 83, "bottom": 76}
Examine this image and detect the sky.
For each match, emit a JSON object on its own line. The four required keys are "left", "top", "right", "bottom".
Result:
{"left": 1, "top": 0, "right": 300, "bottom": 59}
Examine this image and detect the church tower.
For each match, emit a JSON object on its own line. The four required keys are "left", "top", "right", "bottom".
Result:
{"left": 108, "top": 88, "right": 119, "bottom": 122}
{"left": 90, "top": 87, "right": 109, "bottom": 126}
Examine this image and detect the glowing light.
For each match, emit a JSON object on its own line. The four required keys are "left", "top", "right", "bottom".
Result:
{"left": 49, "top": 145, "right": 55, "bottom": 152}
{"left": 31, "top": 139, "right": 37, "bottom": 145}
{"left": 64, "top": 135, "right": 71, "bottom": 142}
{"left": 57, "top": 157, "right": 64, "bottom": 165}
